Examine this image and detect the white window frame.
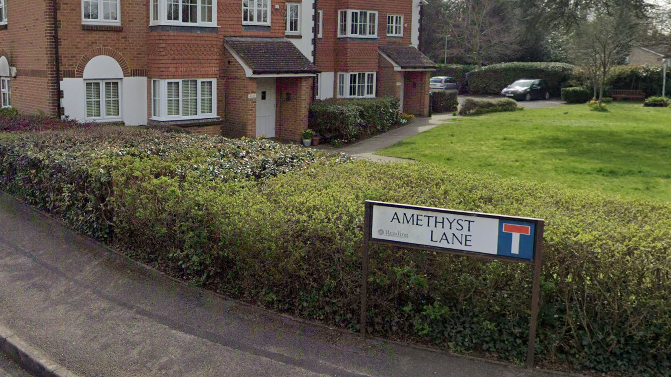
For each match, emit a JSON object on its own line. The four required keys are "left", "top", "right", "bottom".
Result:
{"left": 285, "top": 3, "right": 300, "bottom": 35}
{"left": 84, "top": 80, "right": 122, "bottom": 121}
{"left": 82, "top": 0, "right": 121, "bottom": 26}
{"left": 337, "top": 9, "right": 378, "bottom": 39}
{"left": 1, "top": 78, "right": 11, "bottom": 108}
{"left": 317, "top": 10, "right": 323, "bottom": 38}
{"left": 151, "top": 79, "right": 217, "bottom": 121}
{"left": 0, "top": 0, "right": 7, "bottom": 25}
{"left": 337, "top": 72, "right": 376, "bottom": 99}
{"left": 387, "top": 14, "right": 403, "bottom": 37}
{"left": 150, "top": 0, "right": 217, "bottom": 27}
{"left": 242, "top": 0, "right": 271, "bottom": 26}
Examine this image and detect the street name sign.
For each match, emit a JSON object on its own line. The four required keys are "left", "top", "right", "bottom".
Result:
{"left": 360, "top": 201, "right": 545, "bottom": 368}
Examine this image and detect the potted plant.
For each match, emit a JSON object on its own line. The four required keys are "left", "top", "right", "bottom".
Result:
{"left": 302, "top": 129, "right": 315, "bottom": 146}
{"left": 311, "top": 133, "right": 321, "bottom": 146}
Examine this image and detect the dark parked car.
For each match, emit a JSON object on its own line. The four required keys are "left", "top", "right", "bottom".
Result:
{"left": 501, "top": 79, "right": 550, "bottom": 101}
{"left": 430, "top": 76, "right": 459, "bottom": 91}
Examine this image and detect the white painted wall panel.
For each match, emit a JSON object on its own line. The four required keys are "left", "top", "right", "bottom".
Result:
{"left": 319, "top": 72, "right": 335, "bottom": 100}
{"left": 289, "top": 0, "right": 315, "bottom": 62}
{"left": 122, "top": 77, "right": 148, "bottom": 126}
{"left": 60, "top": 78, "right": 87, "bottom": 121}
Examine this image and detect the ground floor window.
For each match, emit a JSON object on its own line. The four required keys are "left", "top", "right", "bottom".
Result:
{"left": 85, "top": 80, "right": 120, "bottom": 119}
{"left": 337, "top": 72, "right": 376, "bottom": 98}
{"left": 1, "top": 78, "right": 10, "bottom": 108}
{"left": 151, "top": 78, "right": 216, "bottom": 120}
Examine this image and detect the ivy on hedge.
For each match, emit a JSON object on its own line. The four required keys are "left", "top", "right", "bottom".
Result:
{"left": 2, "top": 124, "right": 671, "bottom": 376}
{"left": 468, "top": 62, "right": 576, "bottom": 95}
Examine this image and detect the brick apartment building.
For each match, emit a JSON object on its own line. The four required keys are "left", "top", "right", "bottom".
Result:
{"left": 0, "top": 0, "right": 435, "bottom": 140}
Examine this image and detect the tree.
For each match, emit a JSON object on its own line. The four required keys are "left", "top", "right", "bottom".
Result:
{"left": 571, "top": 5, "right": 639, "bottom": 103}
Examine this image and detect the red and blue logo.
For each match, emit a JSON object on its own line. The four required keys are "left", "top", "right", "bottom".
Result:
{"left": 497, "top": 221, "right": 535, "bottom": 260}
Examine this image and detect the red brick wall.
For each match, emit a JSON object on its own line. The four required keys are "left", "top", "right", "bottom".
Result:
{"left": 277, "top": 77, "right": 312, "bottom": 141}
{"left": 377, "top": 56, "right": 402, "bottom": 99}
{"left": 403, "top": 71, "right": 430, "bottom": 117}
{"left": 316, "top": 0, "right": 413, "bottom": 74}
{"left": 222, "top": 49, "right": 257, "bottom": 138}
{"left": 0, "top": 0, "right": 54, "bottom": 115}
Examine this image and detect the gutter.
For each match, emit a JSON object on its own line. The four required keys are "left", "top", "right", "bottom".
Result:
{"left": 51, "top": 0, "right": 61, "bottom": 119}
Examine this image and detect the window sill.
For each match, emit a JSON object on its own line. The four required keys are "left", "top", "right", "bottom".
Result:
{"left": 82, "top": 24, "right": 123, "bottom": 32}
{"left": 387, "top": 35, "right": 403, "bottom": 38}
{"left": 148, "top": 117, "right": 221, "bottom": 127}
{"left": 285, "top": 33, "right": 302, "bottom": 39}
{"left": 337, "top": 36, "right": 379, "bottom": 41}
{"left": 85, "top": 118, "right": 123, "bottom": 123}
{"left": 149, "top": 25, "right": 219, "bottom": 34}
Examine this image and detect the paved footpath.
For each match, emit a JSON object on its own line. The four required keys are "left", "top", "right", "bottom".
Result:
{"left": 0, "top": 192, "right": 580, "bottom": 377}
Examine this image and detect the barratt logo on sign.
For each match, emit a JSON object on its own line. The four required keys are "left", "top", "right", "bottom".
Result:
{"left": 371, "top": 203, "right": 538, "bottom": 261}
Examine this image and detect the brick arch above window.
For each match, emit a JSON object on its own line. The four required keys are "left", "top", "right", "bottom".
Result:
{"left": 75, "top": 48, "right": 131, "bottom": 78}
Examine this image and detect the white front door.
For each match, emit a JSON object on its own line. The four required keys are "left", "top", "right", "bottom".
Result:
{"left": 256, "top": 78, "right": 276, "bottom": 138}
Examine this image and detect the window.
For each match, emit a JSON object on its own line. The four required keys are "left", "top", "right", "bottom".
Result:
{"left": 242, "top": 0, "right": 270, "bottom": 26}
{"left": 314, "top": 73, "right": 320, "bottom": 99}
{"left": 1, "top": 78, "right": 10, "bottom": 108}
{"left": 0, "top": 0, "right": 6, "bottom": 25}
{"left": 151, "top": 79, "right": 216, "bottom": 120}
{"left": 337, "top": 72, "right": 376, "bottom": 98}
{"left": 85, "top": 80, "right": 120, "bottom": 120}
{"left": 82, "top": 0, "right": 120, "bottom": 24}
{"left": 151, "top": 0, "right": 216, "bottom": 26}
{"left": 387, "top": 14, "right": 402, "bottom": 36}
{"left": 316, "top": 10, "right": 323, "bottom": 38}
{"left": 337, "top": 10, "right": 378, "bottom": 38}
{"left": 286, "top": 3, "right": 300, "bottom": 34}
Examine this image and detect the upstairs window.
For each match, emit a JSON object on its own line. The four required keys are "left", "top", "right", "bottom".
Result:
{"left": 387, "top": 14, "right": 403, "bottom": 37}
{"left": 242, "top": 0, "right": 270, "bottom": 26}
{"left": 82, "top": 0, "right": 120, "bottom": 24}
{"left": 337, "top": 72, "right": 376, "bottom": 98}
{"left": 338, "top": 10, "right": 378, "bottom": 38}
{"left": 151, "top": 0, "right": 216, "bottom": 26}
{"left": 1, "top": 78, "right": 10, "bottom": 108}
{"left": 0, "top": 0, "right": 6, "bottom": 25}
{"left": 316, "top": 10, "right": 323, "bottom": 38}
{"left": 286, "top": 3, "right": 300, "bottom": 35}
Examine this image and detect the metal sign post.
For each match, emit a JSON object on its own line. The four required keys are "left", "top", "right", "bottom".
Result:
{"left": 360, "top": 201, "right": 544, "bottom": 368}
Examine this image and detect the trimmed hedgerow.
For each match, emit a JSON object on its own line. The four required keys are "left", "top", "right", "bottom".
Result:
{"left": 0, "top": 113, "right": 91, "bottom": 132}
{"left": 561, "top": 87, "right": 593, "bottom": 104}
{"left": 431, "top": 91, "right": 459, "bottom": 113}
{"left": 308, "top": 97, "right": 400, "bottom": 142}
{"left": 643, "top": 96, "right": 670, "bottom": 107}
{"left": 468, "top": 62, "right": 576, "bottom": 95}
{"left": 2, "top": 125, "right": 671, "bottom": 376}
{"left": 458, "top": 98, "right": 519, "bottom": 115}
{"left": 607, "top": 65, "right": 670, "bottom": 97}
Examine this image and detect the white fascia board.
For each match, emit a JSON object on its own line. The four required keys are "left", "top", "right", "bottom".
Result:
{"left": 379, "top": 51, "right": 403, "bottom": 71}
{"left": 636, "top": 46, "right": 666, "bottom": 58}
{"left": 224, "top": 44, "right": 254, "bottom": 78}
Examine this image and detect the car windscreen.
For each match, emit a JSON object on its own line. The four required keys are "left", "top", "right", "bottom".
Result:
{"left": 430, "top": 78, "right": 443, "bottom": 83}
{"left": 510, "top": 80, "right": 534, "bottom": 87}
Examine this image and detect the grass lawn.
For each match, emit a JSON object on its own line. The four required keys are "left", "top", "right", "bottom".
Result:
{"left": 378, "top": 102, "right": 671, "bottom": 202}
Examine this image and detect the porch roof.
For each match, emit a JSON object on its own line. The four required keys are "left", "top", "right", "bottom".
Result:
{"left": 225, "top": 37, "right": 319, "bottom": 75}
{"left": 379, "top": 45, "right": 437, "bottom": 70}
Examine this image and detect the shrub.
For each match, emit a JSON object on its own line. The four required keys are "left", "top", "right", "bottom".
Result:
{"left": 587, "top": 99, "right": 609, "bottom": 112}
{"left": 643, "top": 96, "right": 670, "bottom": 107}
{"left": 431, "top": 91, "right": 459, "bottom": 113}
{"left": 309, "top": 97, "right": 400, "bottom": 142}
{"left": 0, "top": 113, "right": 91, "bottom": 132}
{"left": 399, "top": 112, "right": 415, "bottom": 125}
{"left": 467, "top": 62, "right": 576, "bottom": 95}
{"left": 0, "top": 108, "right": 19, "bottom": 117}
{"left": 3, "top": 126, "right": 671, "bottom": 376}
{"left": 458, "top": 98, "right": 519, "bottom": 116}
{"left": 561, "top": 87, "right": 593, "bottom": 104}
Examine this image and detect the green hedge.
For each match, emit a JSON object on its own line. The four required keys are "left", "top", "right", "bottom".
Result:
{"left": 431, "top": 91, "right": 459, "bottom": 113}
{"left": 643, "top": 96, "right": 670, "bottom": 107}
{"left": 2, "top": 126, "right": 671, "bottom": 376}
{"left": 434, "top": 64, "right": 476, "bottom": 88}
{"left": 468, "top": 62, "right": 576, "bottom": 95}
{"left": 309, "top": 97, "right": 400, "bottom": 142}
{"left": 458, "top": 98, "right": 519, "bottom": 116}
{"left": 561, "top": 87, "right": 593, "bottom": 104}
{"left": 606, "top": 65, "right": 670, "bottom": 97}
